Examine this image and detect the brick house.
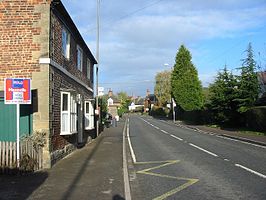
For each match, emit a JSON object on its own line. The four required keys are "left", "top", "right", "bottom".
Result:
{"left": 0, "top": 0, "right": 97, "bottom": 168}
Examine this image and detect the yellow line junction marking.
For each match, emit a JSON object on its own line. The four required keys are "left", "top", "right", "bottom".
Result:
{"left": 135, "top": 160, "right": 199, "bottom": 200}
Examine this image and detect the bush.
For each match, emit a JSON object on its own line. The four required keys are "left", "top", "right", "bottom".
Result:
{"left": 245, "top": 106, "right": 266, "bottom": 132}
{"left": 150, "top": 106, "right": 169, "bottom": 117}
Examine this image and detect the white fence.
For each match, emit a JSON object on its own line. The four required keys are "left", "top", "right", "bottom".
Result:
{"left": 0, "top": 140, "right": 43, "bottom": 172}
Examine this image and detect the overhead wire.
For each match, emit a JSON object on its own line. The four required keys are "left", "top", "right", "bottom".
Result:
{"left": 85, "top": 0, "right": 166, "bottom": 34}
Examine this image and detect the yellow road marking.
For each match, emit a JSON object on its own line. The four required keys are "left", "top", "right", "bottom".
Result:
{"left": 135, "top": 160, "right": 199, "bottom": 200}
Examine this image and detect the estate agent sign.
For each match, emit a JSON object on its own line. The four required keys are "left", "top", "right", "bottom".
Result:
{"left": 4, "top": 78, "right": 31, "bottom": 104}
{"left": 4, "top": 78, "right": 31, "bottom": 167}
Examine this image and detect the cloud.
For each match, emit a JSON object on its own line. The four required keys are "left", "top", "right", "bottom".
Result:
{"left": 61, "top": 0, "right": 266, "bottom": 96}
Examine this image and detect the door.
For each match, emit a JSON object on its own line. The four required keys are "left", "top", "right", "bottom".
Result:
{"left": 85, "top": 101, "right": 94, "bottom": 130}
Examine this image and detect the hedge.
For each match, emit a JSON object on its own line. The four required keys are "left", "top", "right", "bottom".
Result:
{"left": 245, "top": 106, "right": 266, "bottom": 132}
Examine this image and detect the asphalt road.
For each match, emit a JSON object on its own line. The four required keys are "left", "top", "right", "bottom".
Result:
{"left": 127, "top": 115, "right": 266, "bottom": 200}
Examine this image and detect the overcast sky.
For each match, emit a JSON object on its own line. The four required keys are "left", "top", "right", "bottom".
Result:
{"left": 61, "top": 0, "right": 266, "bottom": 97}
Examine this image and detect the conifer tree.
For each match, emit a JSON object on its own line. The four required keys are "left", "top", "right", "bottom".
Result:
{"left": 171, "top": 45, "right": 203, "bottom": 111}
{"left": 236, "top": 43, "right": 259, "bottom": 112}
{"left": 208, "top": 66, "right": 238, "bottom": 124}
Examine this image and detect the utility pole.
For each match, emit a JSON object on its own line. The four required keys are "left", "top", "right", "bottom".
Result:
{"left": 96, "top": 0, "right": 100, "bottom": 137}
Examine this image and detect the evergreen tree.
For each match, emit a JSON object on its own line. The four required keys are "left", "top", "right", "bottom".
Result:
{"left": 208, "top": 66, "right": 238, "bottom": 124}
{"left": 236, "top": 43, "right": 259, "bottom": 112}
{"left": 171, "top": 45, "right": 203, "bottom": 111}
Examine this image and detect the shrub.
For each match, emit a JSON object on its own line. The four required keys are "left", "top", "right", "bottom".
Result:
{"left": 151, "top": 106, "right": 169, "bottom": 117}
{"left": 245, "top": 106, "right": 266, "bottom": 132}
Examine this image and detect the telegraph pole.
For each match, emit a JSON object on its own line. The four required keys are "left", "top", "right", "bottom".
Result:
{"left": 96, "top": 0, "right": 100, "bottom": 137}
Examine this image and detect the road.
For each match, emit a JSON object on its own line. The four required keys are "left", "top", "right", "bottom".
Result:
{"left": 126, "top": 115, "right": 266, "bottom": 200}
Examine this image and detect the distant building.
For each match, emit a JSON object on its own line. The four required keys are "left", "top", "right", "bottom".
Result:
{"left": 129, "top": 96, "right": 144, "bottom": 112}
{"left": 107, "top": 90, "right": 121, "bottom": 118}
{"left": 144, "top": 89, "right": 156, "bottom": 112}
{"left": 0, "top": 0, "right": 97, "bottom": 168}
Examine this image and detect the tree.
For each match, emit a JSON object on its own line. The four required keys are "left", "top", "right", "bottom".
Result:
{"left": 171, "top": 45, "right": 203, "bottom": 111}
{"left": 117, "top": 91, "right": 130, "bottom": 116}
{"left": 154, "top": 70, "right": 172, "bottom": 107}
{"left": 208, "top": 66, "right": 238, "bottom": 124}
{"left": 236, "top": 43, "right": 259, "bottom": 112}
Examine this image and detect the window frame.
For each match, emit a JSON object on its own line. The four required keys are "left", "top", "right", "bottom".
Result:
{"left": 87, "top": 58, "right": 91, "bottom": 80}
{"left": 84, "top": 101, "right": 94, "bottom": 130}
{"left": 62, "top": 27, "right": 70, "bottom": 59}
{"left": 60, "top": 92, "right": 77, "bottom": 135}
{"left": 77, "top": 45, "right": 83, "bottom": 72}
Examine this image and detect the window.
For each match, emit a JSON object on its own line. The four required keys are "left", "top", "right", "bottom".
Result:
{"left": 77, "top": 45, "right": 83, "bottom": 71}
{"left": 87, "top": 59, "right": 91, "bottom": 80}
{"left": 62, "top": 28, "right": 70, "bottom": 59}
{"left": 60, "top": 92, "right": 77, "bottom": 135}
{"left": 85, "top": 101, "right": 94, "bottom": 130}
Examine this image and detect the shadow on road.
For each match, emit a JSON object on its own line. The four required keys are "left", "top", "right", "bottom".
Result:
{"left": 0, "top": 171, "right": 48, "bottom": 200}
{"left": 113, "top": 194, "right": 125, "bottom": 200}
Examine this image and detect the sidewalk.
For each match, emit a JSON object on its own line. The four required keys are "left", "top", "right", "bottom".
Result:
{"left": 176, "top": 121, "right": 266, "bottom": 146}
{"left": 0, "top": 120, "right": 126, "bottom": 200}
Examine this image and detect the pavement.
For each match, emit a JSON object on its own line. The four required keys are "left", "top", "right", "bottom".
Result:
{"left": 0, "top": 119, "right": 126, "bottom": 200}
{"left": 0, "top": 115, "right": 265, "bottom": 200}
{"left": 175, "top": 121, "right": 266, "bottom": 146}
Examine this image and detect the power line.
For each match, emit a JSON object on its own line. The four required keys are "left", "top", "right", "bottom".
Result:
{"left": 85, "top": 0, "right": 166, "bottom": 33}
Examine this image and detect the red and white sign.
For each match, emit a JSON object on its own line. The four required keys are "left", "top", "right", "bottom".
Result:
{"left": 4, "top": 78, "right": 31, "bottom": 104}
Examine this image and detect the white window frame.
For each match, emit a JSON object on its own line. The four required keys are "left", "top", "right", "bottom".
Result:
{"left": 77, "top": 45, "right": 83, "bottom": 72}
{"left": 84, "top": 101, "right": 94, "bottom": 130}
{"left": 60, "top": 92, "right": 77, "bottom": 135}
{"left": 87, "top": 58, "right": 91, "bottom": 80}
{"left": 62, "top": 27, "right": 70, "bottom": 59}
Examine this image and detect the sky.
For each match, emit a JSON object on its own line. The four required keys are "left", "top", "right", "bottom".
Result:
{"left": 61, "top": 0, "right": 266, "bottom": 97}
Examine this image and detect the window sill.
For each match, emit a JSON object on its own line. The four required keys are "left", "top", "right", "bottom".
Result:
{"left": 60, "top": 131, "right": 77, "bottom": 136}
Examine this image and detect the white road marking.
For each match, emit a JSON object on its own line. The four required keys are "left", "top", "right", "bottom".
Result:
{"left": 161, "top": 130, "right": 169, "bottom": 134}
{"left": 189, "top": 143, "right": 218, "bottom": 157}
{"left": 235, "top": 164, "right": 266, "bottom": 179}
{"left": 170, "top": 134, "right": 183, "bottom": 141}
{"left": 154, "top": 126, "right": 160, "bottom": 130}
{"left": 123, "top": 118, "right": 132, "bottom": 200}
{"left": 127, "top": 119, "right": 136, "bottom": 164}
{"left": 224, "top": 158, "right": 230, "bottom": 161}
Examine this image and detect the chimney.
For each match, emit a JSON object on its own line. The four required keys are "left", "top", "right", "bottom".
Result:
{"left": 146, "top": 89, "right": 150, "bottom": 97}
{"left": 108, "top": 89, "right": 113, "bottom": 97}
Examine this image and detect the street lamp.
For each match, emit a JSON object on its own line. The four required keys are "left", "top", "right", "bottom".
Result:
{"left": 164, "top": 63, "right": 175, "bottom": 123}
{"left": 96, "top": 0, "right": 100, "bottom": 137}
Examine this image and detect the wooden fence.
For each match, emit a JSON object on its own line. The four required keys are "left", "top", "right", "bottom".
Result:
{"left": 0, "top": 140, "right": 43, "bottom": 173}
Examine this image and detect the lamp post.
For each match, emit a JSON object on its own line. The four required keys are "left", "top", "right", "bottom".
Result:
{"left": 164, "top": 63, "right": 175, "bottom": 122}
{"left": 96, "top": 0, "right": 100, "bottom": 137}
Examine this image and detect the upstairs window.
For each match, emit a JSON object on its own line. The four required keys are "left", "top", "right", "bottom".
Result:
{"left": 87, "top": 58, "right": 91, "bottom": 80}
{"left": 77, "top": 45, "right": 83, "bottom": 71}
{"left": 62, "top": 28, "right": 70, "bottom": 59}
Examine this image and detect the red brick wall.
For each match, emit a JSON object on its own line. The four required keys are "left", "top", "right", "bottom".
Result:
{"left": 50, "top": 12, "right": 94, "bottom": 90}
{"left": 49, "top": 11, "right": 94, "bottom": 151}
{"left": 0, "top": 0, "right": 50, "bottom": 85}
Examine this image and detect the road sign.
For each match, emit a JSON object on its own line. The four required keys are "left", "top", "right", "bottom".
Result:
{"left": 4, "top": 78, "right": 31, "bottom": 104}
